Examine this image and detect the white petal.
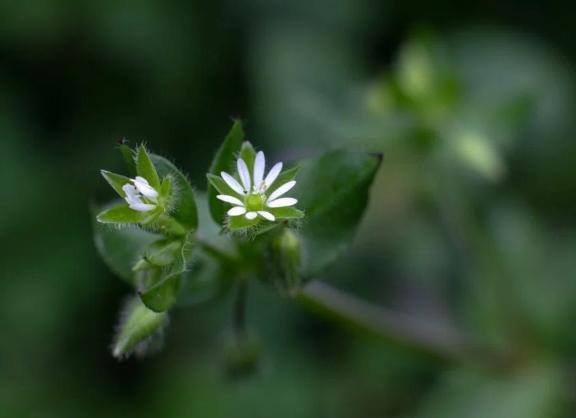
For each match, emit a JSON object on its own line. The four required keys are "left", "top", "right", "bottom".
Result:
{"left": 123, "top": 184, "right": 144, "bottom": 206}
{"left": 227, "top": 206, "right": 247, "bottom": 216}
{"left": 267, "top": 180, "right": 296, "bottom": 202}
{"left": 258, "top": 211, "right": 275, "bottom": 221}
{"left": 253, "top": 151, "right": 265, "bottom": 192}
{"left": 122, "top": 184, "right": 139, "bottom": 200}
{"left": 245, "top": 211, "right": 257, "bottom": 220}
{"left": 237, "top": 158, "right": 251, "bottom": 192}
{"left": 129, "top": 202, "right": 156, "bottom": 212}
{"left": 133, "top": 177, "right": 158, "bottom": 199}
{"left": 221, "top": 172, "right": 245, "bottom": 195}
{"left": 267, "top": 197, "right": 298, "bottom": 208}
{"left": 134, "top": 176, "right": 150, "bottom": 185}
{"left": 216, "top": 194, "right": 244, "bottom": 206}
{"left": 263, "top": 162, "right": 283, "bottom": 189}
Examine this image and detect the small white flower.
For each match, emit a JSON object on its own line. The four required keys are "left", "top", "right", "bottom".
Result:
{"left": 122, "top": 177, "right": 159, "bottom": 212}
{"left": 217, "top": 150, "right": 298, "bottom": 221}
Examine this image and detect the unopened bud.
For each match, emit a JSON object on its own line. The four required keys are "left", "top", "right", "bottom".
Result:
{"left": 270, "top": 229, "right": 302, "bottom": 295}
{"left": 112, "top": 297, "right": 169, "bottom": 359}
{"left": 223, "top": 334, "right": 261, "bottom": 379}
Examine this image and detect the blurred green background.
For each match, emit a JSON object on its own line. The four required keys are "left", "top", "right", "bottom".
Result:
{"left": 1, "top": 1, "right": 576, "bottom": 417}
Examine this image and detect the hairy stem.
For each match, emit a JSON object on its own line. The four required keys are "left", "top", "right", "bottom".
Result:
{"left": 296, "top": 281, "right": 507, "bottom": 369}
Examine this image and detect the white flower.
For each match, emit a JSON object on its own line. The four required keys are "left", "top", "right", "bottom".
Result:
{"left": 216, "top": 151, "right": 298, "bottom": 221}
{"left": 122, "top": 176, "right": 159, "bottom": 212}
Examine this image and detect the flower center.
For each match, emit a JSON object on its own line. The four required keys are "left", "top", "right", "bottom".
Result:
{"left": 245, "top": 193, "right": 264, "bottom": 211}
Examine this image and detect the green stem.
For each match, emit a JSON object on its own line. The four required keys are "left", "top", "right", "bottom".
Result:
{"left": 296, "top": 281, "right": 507, "bottom": 369}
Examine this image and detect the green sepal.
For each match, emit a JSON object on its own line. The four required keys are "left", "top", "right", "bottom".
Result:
{"left": 112, "top": 297, "right": 168, "bottom": 359}
{"left": 267, "top": 166, "right": 298, "bottom": 195}
{"left": 160, "top": 176, "right": 172, "bottom": 198}
{"left": 137, "top": 144, "right": 161, "bottom": 190}
{"left": 151, "top": 154, "right": 198, "bottom": 231}
{"left": 270, "top": 207, "right": 305, "bottom": 220}
{"left": 118, "top": 141, "right": 137, "bottom": 177}
{"left": 139, "top": 273, "right": 182, "bottom": 313}
{"left": 207, "top": 173, "right": 239, "bottom": 197}
{"left": 101, "top": 170, "right": 131, "bottom": 198}
{"left": 97, "top": 204, "right": 155, "bottom": 224}
{"left": 238, "top": 141, "right": 256, "bottom": 171}
{"left": 228, "top": 215, "right": 260, "bottom": 231}
{"left": 207, "top": 120, "right": 245, "bottom": 224}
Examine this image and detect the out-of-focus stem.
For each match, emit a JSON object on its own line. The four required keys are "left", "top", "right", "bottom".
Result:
{"left": 296, "top": 281, "right": 506, "bottom": 369}
{"left": 234, "top": 280, "right": 248, "bottom": 339}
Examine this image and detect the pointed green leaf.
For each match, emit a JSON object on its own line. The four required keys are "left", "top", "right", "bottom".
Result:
{"left": 137, "top": 144, "right": 161, "bottom": 190}
{"left": 294, "top": 151, "right": 382, "bottom": 277}
{"left": 151, "top": 154, "right": 198, "bottom": 231}
{"left": 92, "top": 204, "right": 159, "bottom": 285}
{"left": 139, "top": 272, "right": 182, "bottom": 313}
{"left": 112, "top": 297, "right": 168, "bottom": 358}
{"left": 97, "top": 203, "right": 153, "bottom": 224}
{"left": 101, "top": 170, "right": 131, "bottom": 197}
{"left": 207, "top": 120, "right": 245, "bottom": 224}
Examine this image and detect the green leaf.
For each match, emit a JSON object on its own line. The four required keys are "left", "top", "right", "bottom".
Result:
{"left": 96, "top": 203, "right": 153, "bottom": 224}
{"left": 414, "top": 364, "right": 563, "bottom": 418}
{"left": 137, "top": 144, "right": 161, "bottom": 190}
{"left": 177, "top": 256, "right": 228, "bottom": 307}
{"left": 100, "top": 170, "right": 131, "bottom": 198}
{"left": 270, "top": 206, "right": 305, "bottom": 219}
{"left": 267, "top": 166, "right": 298, "bottom": 195}
{"left": 207, "top": 120, "right": 245, "bottom": 224}
{"left": 139, "top": 272, "right": 182, "bottom": 313}
{"left": 112, "top": 297, "right": 168, "bottom": 358}
{"left": 294, "top": 151, "right": 382, "bottom": 277}
{"left": 92, "top": 205, "right": 160, "bottom": 285}
{"left": 151, "top": 154, "right": 198, "bottom": 231}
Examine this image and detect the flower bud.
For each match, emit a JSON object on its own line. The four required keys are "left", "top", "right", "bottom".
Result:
{"left": 269, "top": 229, "right": 302, "bottom": 295}
{"left": 112, "top": 297, "right": 169, "bottom": 359}
{"left": 223, "top": 334, "right": 261, "bottom": 379}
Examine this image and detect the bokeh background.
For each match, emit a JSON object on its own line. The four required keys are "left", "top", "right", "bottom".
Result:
{"left": 1, "top": 1, "right": 575, "bottom": 417}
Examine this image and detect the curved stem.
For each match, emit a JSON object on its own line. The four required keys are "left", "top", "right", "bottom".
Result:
{"left": 296, "top": 281, "right": 507, "bottom": 369}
